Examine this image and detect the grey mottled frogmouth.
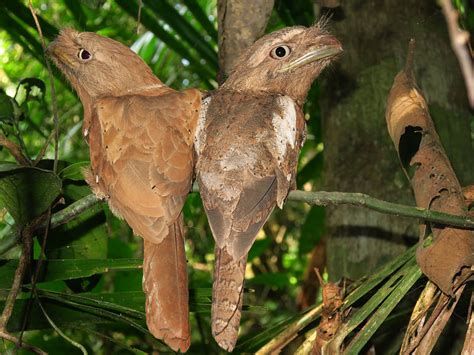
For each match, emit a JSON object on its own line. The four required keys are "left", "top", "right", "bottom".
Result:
{"left": 195, "top": 23, "right": 342, "bottom": 351}
{"left": 47, "top": 29, "right": 200, "bottom": 352}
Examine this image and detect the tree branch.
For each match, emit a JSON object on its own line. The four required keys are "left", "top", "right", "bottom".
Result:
{"left": 0, "top": 226, "right": 32, "bottom": 330}
{"left": 440, "top": 0, "right": 474, "bottom": 107}
{"left": 287, "top": 190, "right": 474, "bottom": 229}
{"left": 1, "top": 188, "right": 473, "bottom": 257}
{"left": 0, "top": 134, "right": 31, "bottom": 166}
{"left": 0, "top": 329, "right": 46, "bottom": 354}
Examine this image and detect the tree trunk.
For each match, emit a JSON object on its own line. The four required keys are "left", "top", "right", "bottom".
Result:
{"left": 318, "top": 0, "right": 473, "bottom": 280}
{"left": 217, "top": 0, "right": 274, "bottom": 82}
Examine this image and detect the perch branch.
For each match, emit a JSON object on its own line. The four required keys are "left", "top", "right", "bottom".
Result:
{"left": 1, "top": 188, "right": 473, "bottom": 257}
{"left": 0, "top": 134, "right": 31, "bottom": 166}
{"left": 440, "top": 0, "right": 474, "bottom": 107}
{"left": 287, "top": 190, "right": 474, "bottom": 229}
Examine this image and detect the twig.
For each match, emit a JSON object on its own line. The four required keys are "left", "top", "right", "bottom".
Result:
{"left": 0, "top": 224, "right": 34, "bottom": 330}
{"left": 0, "top": 134, "right": 31, "bottom": 166}
{"left": 28, "top": 1, "right": 60, "bottom": 173}
{"left": 2, "top": 186, "right": 474, "bottom": 257}
{"left": 0, "top": 194, "right": 101, "bottom": 256}
{"left": 136, "top": 0, "right": 143, "bottom": 34}
{"left": 0, "top": 329, "right": 46, "bottom": 354}
{"left": 286, "top": 190, "right": 474, "bottom": 229}
{"left": 33, "top": 130, "right": 55, "bottom": 166}
{"left": 12, "top": 121, "right": 31, "bottom": 162}
{"left": 19, "top": 208, "right": 52, "bottom": 343}
{"left": 405, "top": 38, "right": 416, "bottom": 80}
{"left": 440, "top": 0, "right": 474, "bottom": 108}
{"left": 192, "top": 184, "right": 474, "bottom": 228}
{"left": 49, "top": 194, "right": 101, "bottom": 228}
{"left": 400, "top": 280, "right": 439, "bottom": 353}
{"left": 410, "top": 284, "right": 466, "bottom": 354}
{"left": 36, "top": 294, "right": 88, "bottom": 355}
{"left": 462, "top": 292, "right": 474, "bottom": 355}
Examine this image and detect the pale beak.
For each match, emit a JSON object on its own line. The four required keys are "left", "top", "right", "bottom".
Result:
{"left": 46, "top": 40, "right": 75, "bottom": 68}
{"left": 279, "top": 36, "right": 342, "bottom": 72}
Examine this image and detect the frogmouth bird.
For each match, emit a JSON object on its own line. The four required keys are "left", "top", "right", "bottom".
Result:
{"left": 47, "top": 29, "right": 200, "bottom": 352}
{"left": 196, "top": 23, "right": 342, "bottom": 351}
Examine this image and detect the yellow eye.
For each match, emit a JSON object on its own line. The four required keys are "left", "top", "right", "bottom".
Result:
{"left": 270, "top": 45, "right": 291, "bottom": 59}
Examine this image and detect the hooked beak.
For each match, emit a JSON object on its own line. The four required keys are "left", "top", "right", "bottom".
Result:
{"left": 45, "top": 40, "right": 74, "bottom": 68}
{"left": 279, "top": 36, "right": 342, "bottom": 72}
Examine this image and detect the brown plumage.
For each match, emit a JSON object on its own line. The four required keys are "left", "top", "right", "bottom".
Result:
{"left": 47, "top": 29, "right": 200, "bottom": 352}
{"left": 196, "top": 23, "right": 342, "bottom": 351}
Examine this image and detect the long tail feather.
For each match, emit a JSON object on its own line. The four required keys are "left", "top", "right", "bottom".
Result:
{"left": 143, "top": 214, "right": 190, "bottom": 352}
{"left": 211, "top": 247, "right": 247, "bottom": 352}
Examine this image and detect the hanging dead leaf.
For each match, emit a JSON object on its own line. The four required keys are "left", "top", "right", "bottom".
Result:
{"left": 385, "top": 40, "right": 473, "bottom": 296}
{"left": 312, "top": 268, "right": 345, "bottom": 355}
{"left": 462, "top": 185, "right": 474, "bottom": 208}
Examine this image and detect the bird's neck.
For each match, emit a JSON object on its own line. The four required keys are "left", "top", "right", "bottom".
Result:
{"left": 218, "top": 86, "right": 306, "bottom": 107}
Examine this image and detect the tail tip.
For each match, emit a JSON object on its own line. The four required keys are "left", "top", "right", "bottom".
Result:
{"left": 149, "top": 327, "right": 191, "bottom": 352}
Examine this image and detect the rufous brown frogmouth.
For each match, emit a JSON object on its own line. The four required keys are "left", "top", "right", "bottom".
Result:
{"left": 47, "top": 29, "right": 200, "bottom": 352}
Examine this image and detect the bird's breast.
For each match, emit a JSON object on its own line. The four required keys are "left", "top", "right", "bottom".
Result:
{"left": 269, "top": 95, "right": 298, "bottom": 165}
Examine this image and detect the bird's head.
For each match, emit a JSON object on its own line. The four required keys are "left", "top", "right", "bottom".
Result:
{"left": 222, "top": 21, "right": 342, "bottom": 103}
{"left": 46, "top": 28, "right": 162, "bottom": 100}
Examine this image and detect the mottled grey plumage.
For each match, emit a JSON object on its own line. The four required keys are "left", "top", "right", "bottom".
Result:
{"left": 196, "top": 22, "right": 342, "bottom": 351}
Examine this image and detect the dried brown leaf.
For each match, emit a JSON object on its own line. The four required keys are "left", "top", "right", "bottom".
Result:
{"left": 415, "top": 284, "right": 466, "bottom": 354}
{"left": 385, "top": 42, "right": 473, "bottom": 295}
{"left": 312, "top": 269, "right": 345, "bottom": 354}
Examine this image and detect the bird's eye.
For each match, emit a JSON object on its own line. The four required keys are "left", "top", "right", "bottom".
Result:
{"left": 270, "top": 45, "right": 291, "bottom": 59}
{"left": 78, "top": 49, "right": 92, "bottom": 61}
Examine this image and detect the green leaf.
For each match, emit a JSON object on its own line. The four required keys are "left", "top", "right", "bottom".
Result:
{"left": 343, "top": 244, "right": 417, "bottom": 310}
{"left": 115, "top": 0, "right": 216, "bottom": 87}
{"left": 240, "top": 246, "right": 418, "bottom": 352}
{"left": 248, "top": 237, "right": 272, "bottom": 261}
{"left": 0, "top": 165, "right": 61, "bottom": 227}
{"left": 143, "top": 0, "right": 218, "bottom": 68}
{"left": 2, "top": 287, "right": 214, "bottom": 333}
{"left": 182, "top": 0, "right": 218, "bottom": 42}
{"left": 64, "top": 0, "right": 88, "bottom": 29}
{"left": 2, "top": 0, "right": 58, "bottom": 40}
{"left": 237, "top": 305, "right": 321, "bottom": 352}
{"left": 297, "top": 152, "right": 323, "bottom": 186}
{"left": 299, "top": 205, "right": 325, "bottom": 255}
{"left": 46, "top": 184, "right": 107, "bottom": 261}
{"left": 59, "top": 161, "right": 89, "bottom": 181}
{"left": 326, "top": 258, "right": 422, "bottom": 353}
{"left": 0, "top": 258, "right": 142, "bottom": 288}
{"left": 4, "top": 296, "right": 117, "bottom": 332}
{"left": 0, "top": 91, "right": 15, "bottom": 123}
{"left": 247, "top": 272, "right": 291, "bottom": 289}
{"left": 0, "top": 11, "right": 43, "bottom": 61}
{"left": 16, "top": 77, "right": 46, "bottom": 104}
{"left": 344, "top": 263, "right": 422, "bottom": 354}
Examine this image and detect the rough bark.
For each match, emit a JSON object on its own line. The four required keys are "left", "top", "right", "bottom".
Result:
{"left": 318, "top": 1, "right": 473, "bottom": 280}
{"left": 217, "top": 0, "right": 274, "bottom": 83}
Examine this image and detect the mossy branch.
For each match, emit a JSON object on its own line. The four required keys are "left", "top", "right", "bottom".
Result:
{"left": 1, "top": 188, "right": 472, "bottom": 256}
